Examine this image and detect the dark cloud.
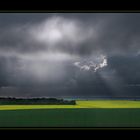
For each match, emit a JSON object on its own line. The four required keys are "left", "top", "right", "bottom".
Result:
{"left": 0, "top": 13, "right": 140, "bottom": 98}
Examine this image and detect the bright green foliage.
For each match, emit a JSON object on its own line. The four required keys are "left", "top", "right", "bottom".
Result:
{"left": 0, "top": 100, "right": 140, "bottom": 110}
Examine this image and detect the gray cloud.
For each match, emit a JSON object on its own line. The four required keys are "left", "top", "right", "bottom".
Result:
{"left": 0, "top": 13, "right": 140, "bottom": 97}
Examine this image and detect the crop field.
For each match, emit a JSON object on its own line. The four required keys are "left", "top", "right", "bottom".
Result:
{"left": 0, "top": 100, "right": 140, "bottom": 127}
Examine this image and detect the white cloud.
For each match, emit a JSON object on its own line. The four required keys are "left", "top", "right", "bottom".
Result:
{"left": 74, "top": 55, "right": 108, "bottom": 72}
{"left": 29, "top": 16, "right": 94, "bottom": 47}
{"left": 81, "top": 65, "right": 91, "bottom": 71}
{"left": 74, "top": 62, "right": 81, "bottom": 67}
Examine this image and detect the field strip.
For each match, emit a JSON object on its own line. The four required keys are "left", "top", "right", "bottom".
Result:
{"left": 0, "top": 100, "right": 140, "bottom": 110}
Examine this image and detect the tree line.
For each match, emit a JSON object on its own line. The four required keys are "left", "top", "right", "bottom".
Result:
{"left": 0, "top": 97, "right": 76, "bottom": 105}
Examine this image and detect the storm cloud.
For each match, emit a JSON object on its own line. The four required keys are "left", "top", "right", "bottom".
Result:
{"left": 0, "top": 13, "right": 140, "bottom": 98}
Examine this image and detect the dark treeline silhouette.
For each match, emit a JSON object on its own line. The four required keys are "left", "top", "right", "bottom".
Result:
{"left": 0, "top": 97, "right": 76, "bottom": 105}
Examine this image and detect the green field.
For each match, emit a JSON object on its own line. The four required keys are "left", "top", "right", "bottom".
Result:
{"left": 1, "top": 100, "right": 140, "bottom": 110}
{"left": 0, "top": 100, "right": 140, "bottom": 127}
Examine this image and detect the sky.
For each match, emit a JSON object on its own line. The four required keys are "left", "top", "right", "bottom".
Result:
{"left": 0, "top": 13, "right": 140, "bottom": 98}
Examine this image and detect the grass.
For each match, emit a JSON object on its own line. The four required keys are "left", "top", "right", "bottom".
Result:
{"left": 0, "top": 108, "right": 140, "bottom": 127}
{"left": 0, "top": 100, "right": 140, "bottom": 110}
{"left": 0, "top": 100, "right": 140, "bottom": 127}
